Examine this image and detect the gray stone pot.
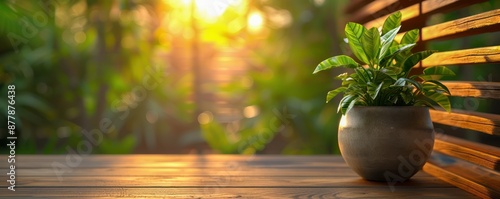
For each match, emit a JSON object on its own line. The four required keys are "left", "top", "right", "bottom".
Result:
{"left": 338, "top": 106, "right": 434, "bottom": 182}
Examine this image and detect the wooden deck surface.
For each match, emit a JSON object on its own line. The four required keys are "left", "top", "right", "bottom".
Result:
{"left": 0, "top": 155, "right": 476, "bottom": 198}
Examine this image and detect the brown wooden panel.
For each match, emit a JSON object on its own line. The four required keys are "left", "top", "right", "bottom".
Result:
{"left": 421, "top": 46, "right": 500, "bottom": 67}
{"left": 424, "top": 154, "right": 500, "bottom": 199}
{"left": 430, "top": 109, "right": 500, "bottom": 135}
{"left": 349, "top": 0, "right": 400, "bottom": 24}
{"left": 13, "top": 173, "right": 451, "bottom": 188}
{"left": 433, "top": 134, "right": 500, "bottom": 171}
{"left": 364, "top": 3, "right": 419, "bottom": 29}
{"left": 422, "top": 9, "right": 500, "bottom": 41}
{"left": 0, "top": 188, "right": 476, "bottom": 198}
{"left": 10, "top": 167, "right": 356, "bottom": 177}
{"left": 363, "top": 0, "right": 487, "bottom": 29}
{"left": 396, "top": 9, "right": 500, "bottom": 42}
{"left": 1, "top": 155, "right": 477, "bottom": 198}
{"left": 444, "top": 81, "right": 500, "bottom": 99}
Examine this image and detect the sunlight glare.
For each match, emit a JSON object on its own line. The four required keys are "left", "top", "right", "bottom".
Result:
{"left": 243, "top": 105, "right": 259, "bottom": 118}
{"left": 198, "top": 111, "right": 214, "bottom": 124}
{"left": 248, "top": 11, "right": 264, "bottom": 33}
{"left": 177, "top": 0, "right": 243, "bottom": 22}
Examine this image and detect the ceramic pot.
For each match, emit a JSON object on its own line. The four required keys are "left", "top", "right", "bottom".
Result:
{"left": 338, "top": 106, "right": 434, "bottom": 181}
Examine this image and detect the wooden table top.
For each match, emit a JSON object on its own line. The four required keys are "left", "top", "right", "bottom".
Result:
{"left": 0, "top": 155, "right": 476, "bottom": 198}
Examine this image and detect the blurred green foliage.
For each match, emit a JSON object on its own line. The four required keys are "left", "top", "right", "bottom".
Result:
{"left": 0, "top": 0, "right": 194, "bottom": 154}
{"left": 0, "top": 0, "right": 346, "bottom": 154}
{"left": 200, "top": 0, "right": 345, "bottom": 154}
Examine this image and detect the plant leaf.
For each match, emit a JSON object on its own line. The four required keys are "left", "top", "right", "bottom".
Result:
{"left": 425, "top": 91, "right": 451, "bottom": 112}
{"left": 423, "top": 66, "right": 456, "bottom": 76}
{"left": 342, "top": 77, "right": 357, "bottom": 86}
{"left": 402, "top": 50, "right": 436, "bottom": 76}
{"left": 389, "top": 43, "right": 416, "bottom": 55}
{"left": 379, "top": 26, "right": 401, "bottom": 60}
{"left": 423, "top": 80, "right": 451, "bottom": 95}
{"left": 401, "top": 29, "right": 419, "bottom": 44}
{"left": 394, "top": 37, "right": 415, "bottom": 67}
{"left": 383, "top": 85, "right": 404, "bottom": 104}
{"left": 414, "top": 98, "right": 435, "bottom": 108}
{"left": 368, "top": 82, "right": 384, "bottom": 100}
{"left": 400, "top": 89, "right": 414, "bottom": 104}
{"left": 395, "top": 77, "right": 422, "bottom": 90}
{"left": 382, "top": 11, "right": 402, "bottom": 35}
{"left": 346, "top": 96, "right": 359, "bottom": 114}
{"left": 361, "top": 27, "right": 380, "bottom": 66}
{"left": 338, "top": 95, "right": 356, "bottom": 114}
{"left": 380, "top": 68, "right": 399, "bottom": 80}
{"left": 345, "top": 22, "right": 370, "bottom": 64}
{"left": 313, "top": 55, "right": 360, "bottom": 74}
{"left": 379, "top": 43, "right": 415, "bottom": 67}
{"left": 354, "top": 68, "right": 370, "bottom": 83}
{"left": 326, "top": 87, "right": 348, "bottom": 103}
{"left": 384, "top": 66, "right": 403, "bottom": 75}
{"left": 418, "top": 66, "right": 455, "bottom": 80}
{"left": 335, "top": 72, "right": 349, "bottom": 80}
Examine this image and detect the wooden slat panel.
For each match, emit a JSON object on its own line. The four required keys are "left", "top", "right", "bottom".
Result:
{"left": 422, "top": 9, "right": 500, "bottom": 41}
{"left": 364, "top": 2, "right": 419, "bottom": 28}
{"left": 396, "top": 9, "right": 500, "bottom": 42}
{"left": 363, "top": 0, "right": 487, "bottom": 29}
{"left": 433, "top": 134, "right": 500, "bottom": 171}
{"left": 424, "top": 153, "right": 500, "bottom": 199}
{"left": 0, "top": 188, "right": 476, "bottom": 198}
{"left": 430, "top": 109, "right": 500, "bottom": 135}
{"left": 444, "top": 81, "right": 500, "bottom": 99}
{"left": 421, "top": 46, "right": 500, "bottom": 67}
{"left": 349, "top": 0, "right": 400, "bottom": 23}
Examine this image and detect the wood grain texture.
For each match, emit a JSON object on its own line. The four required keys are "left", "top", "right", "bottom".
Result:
{"left": 363, "top": 0, "right": 487, "bottom": 29}
{"left": 430, "top": 109, "right": 500, "bottom": 135}
{"left": 12, "top": 174, "right": 450, "bottom": 188}
{"left": 0, "top": 155, "right": 475, "bottom": 198}
{"left": 433, "top": 134, "right": 500, "bottom": 171}
{"left": 395, "top": 9, "right": 500, "bottom": 42}
{"left": 8, "top": 167, "right": 356, "bottom": 177}
{"left": 424, "top": 153, "right": 500, "bottom": 199}
{"left": 349, "top": 0, "right": 400, "bottom": 24}
{"left": 0, "top": 188, "right": 476, "bottom": 198}
{"left": 443, "top": 81, "right": 500, "bottom": 99}
{"left": 421, "top": 46, "right": 500, "bottom": 67}
{"left": 422, "top": 9, "right": 500, "bottom": 41}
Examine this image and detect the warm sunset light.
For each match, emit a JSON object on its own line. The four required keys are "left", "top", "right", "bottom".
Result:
{"left": 3, "top": 0, "right": 498, "bottom": 197}
{"left": 196, "top": 0, "right": 239, "bottom": 19}
{"left": 198, "top": 111, "right": 214, "bottom": 124}
{"left": 247, "top": 11, "right": 264, "bottom": 32}
{"left": 243, "top": 105, "right": 259, "bottom": 118}
{"left": 177, "top": 0, "right": 243, "bottom": 22}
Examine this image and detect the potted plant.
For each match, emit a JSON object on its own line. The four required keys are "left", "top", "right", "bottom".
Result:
{"left": 312, "top": 11, "right": 454, "bottom": 182}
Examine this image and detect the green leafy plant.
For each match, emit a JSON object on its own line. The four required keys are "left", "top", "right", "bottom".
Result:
{"left": 313, "top": 11, "right": 454, "bottom": 115}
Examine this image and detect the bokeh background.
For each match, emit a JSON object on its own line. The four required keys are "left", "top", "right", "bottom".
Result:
{"left": 1, "top": 0, "right": 499, "bottom": 154}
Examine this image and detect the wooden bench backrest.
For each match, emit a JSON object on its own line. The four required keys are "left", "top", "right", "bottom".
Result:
{"left": 344, "top": 0, "right": 500, "bottom": 198}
